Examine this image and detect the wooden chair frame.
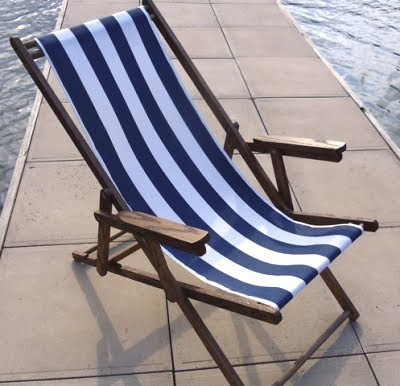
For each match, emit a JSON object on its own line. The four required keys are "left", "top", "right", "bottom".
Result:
{"left": 10, "top": 0, "right": 378, "bottom": 384}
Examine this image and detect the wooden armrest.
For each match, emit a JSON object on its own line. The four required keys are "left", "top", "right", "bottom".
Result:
{"left": 94, "top": 210, "right": 210, "bottom": 256}
{"left": 285, "top": 210, "right": 379, "bottom": 232}
{"left": 248, "top": 135, "right": 346, "bottom": 162}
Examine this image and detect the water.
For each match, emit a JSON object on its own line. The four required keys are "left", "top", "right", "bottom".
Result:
{"left": 0, "top": 1, "right": 399, "bottom": 214}
{"left": 0, "top": 0, "right": 62, "bottom": 213}
{"left": 281, "top": 0, "right": 400, "bottom": 144}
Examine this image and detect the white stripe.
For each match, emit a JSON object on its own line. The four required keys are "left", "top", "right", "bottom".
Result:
{"left": 84, "top": 19, "right": 333, "bottom": 271}
{"left": 116, "top": 10, "right": 358, "bottom": 251}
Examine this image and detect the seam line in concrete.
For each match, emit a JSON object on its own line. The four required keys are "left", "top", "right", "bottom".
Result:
{"left": 0, "top": 370, "right": 174, "bottom": 384}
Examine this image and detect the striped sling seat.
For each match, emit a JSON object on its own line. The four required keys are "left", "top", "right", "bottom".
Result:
{"left": 36, "top": 7, "right": 363, "bottom": 311}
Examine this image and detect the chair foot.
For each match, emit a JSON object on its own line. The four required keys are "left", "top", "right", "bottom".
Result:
{"left": 72, "top": 250, "right": 87, "bottom": 262}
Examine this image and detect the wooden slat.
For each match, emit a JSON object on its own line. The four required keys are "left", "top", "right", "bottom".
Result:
{"left": 96, "top": 189, "right": 113, "bottom": 276}
{"left": 94, "top": 210, "right": 209, "bottom": 256}
{"left": 223, "top": 121, "right": 239, "bottom": 159}
{"left": 72, "top": 253, "right": 282, "bottom": 324}
{"left": 250, "top": 135, "right": 346, "bottom": 162}
{"left": 108, "top": 242, "right": 141, "bottom": 264}
{"left": 286, "top": 210, "right": 379, "bottom": 232}
{"left": 270, "top": 149, "right": 294, "bottom": 210}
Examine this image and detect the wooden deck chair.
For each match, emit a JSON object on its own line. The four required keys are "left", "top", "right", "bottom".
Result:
{"left": 10, "top": 1, "right": 378, "bottom": 384}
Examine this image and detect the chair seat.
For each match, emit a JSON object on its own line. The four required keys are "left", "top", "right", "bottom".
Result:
{"left": 36, "top": 7, "right": 363, "bottom": 310}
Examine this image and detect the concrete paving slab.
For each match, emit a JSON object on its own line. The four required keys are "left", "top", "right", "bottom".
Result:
{"left": 28, "top": 103, "right": 82, "bottom": 162}
{"left": 238, "top": 57, "right": 348, "bottom": 97}
{"left": 5, "top": 161, "right": 100, "bottom": 247}
{"left": 172, "top": 59, "right": 250, "bottom": 99}
{"left": 157, "top": 3, "right": 218, "bottom": 28}
{"left": 332, "top": 228, "right": 400, "bottom": 353}
{"left": 223, "top": 27, "right": 316, "bottom": 58}
{"left": 285, "top": 150, "right": 400, "bottom": 227}
{"left": 14, "top": 372, "right": 173, "bottom": 385}
{"left": 0, "top": 245, "right": 171, "bottom": 382}
{"left": 166, "top": 256, "right": 361, "bottom": 370}
{"left": 63, "top": 2, "right": 139, "bottom": 27}
{"left": 368, "top": 351, "right": 400, "bottom": 386}
{"left": 175, "top": 355, "right": 377, "bottom": 385}
{"left": 195, "top": 99, "right": 266, "bottom": 144}
{"left": 173, "top": 28, "right": 232, "bottom": 58}
{"left": 213, "top": 4, "right": 292, "bottom": 27}
{"left": 256, "top": 97, "right": 388, "bottom": 150}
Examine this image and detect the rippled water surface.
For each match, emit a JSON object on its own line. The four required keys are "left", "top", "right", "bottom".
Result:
{"left": 281, "top": 0, "right": 400, "bottom": 144}
{"left": 0, "top": 1, "right": 399, "bottom": 214}
{"left": 0, "top": 0, "right": 61, "bottom": 213}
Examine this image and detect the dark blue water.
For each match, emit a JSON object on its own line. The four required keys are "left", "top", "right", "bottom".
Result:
{"left": 0, "top": 0, "right": 62, "bottom": 213}
{"left": 281, "top": 0, "right": 400, "bottom": 145}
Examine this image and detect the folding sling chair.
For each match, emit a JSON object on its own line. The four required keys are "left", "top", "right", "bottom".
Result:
{"left": 10, "top": 0, "right": 379, "bottom": 384}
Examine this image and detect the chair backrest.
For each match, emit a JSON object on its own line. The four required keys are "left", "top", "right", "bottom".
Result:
{"left": 36, "top": 6, "right": 283, "bottom": 231}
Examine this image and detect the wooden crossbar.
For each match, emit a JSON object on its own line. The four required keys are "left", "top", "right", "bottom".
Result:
{"left": 72, "top": 252, "right": 282, "bottom": 324}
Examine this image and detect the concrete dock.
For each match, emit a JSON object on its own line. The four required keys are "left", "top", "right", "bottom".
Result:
{"left": 1, "top": 0, "right": 399, "bottom": 384}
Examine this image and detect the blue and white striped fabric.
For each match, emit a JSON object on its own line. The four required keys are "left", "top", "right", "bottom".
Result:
{"left": 36, "top": 7, "right": 363, "bottom": 310}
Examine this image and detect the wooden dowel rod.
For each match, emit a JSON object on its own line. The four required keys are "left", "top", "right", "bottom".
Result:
{"left": 83, "top": 230, "right": 127, "bottom": 256}
{"left": 108, "top": 242, "right": 141, "bottom": 264}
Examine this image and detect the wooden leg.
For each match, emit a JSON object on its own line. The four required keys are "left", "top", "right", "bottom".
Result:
{"left": 320, "top": 267, "right": 360, "bottom": 321}
{"left": 223, "top": 121, "right": 239, "bottom": 159}
{"left": 272, "top": 311, "right": 350, "bottom": 386}
{"left": 270, "top": 149, "right": 294, "bottom": 210}
{"left": 137, "top": 236, "right": 245, "bottom": 385}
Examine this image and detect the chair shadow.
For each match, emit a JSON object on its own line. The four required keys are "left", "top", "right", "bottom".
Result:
{"left": 71, "top": 262, "right": 213, "bottom": 386}
{"left": 72, "top": 259, "right": 360, "bottom": 386}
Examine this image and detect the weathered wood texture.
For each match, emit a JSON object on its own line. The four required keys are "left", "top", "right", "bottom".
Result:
{"left": 249, "top": 135, "right": 346, "bottom": 162}
{"left": 270, "top": 149, "right": 294, "bottom": 210}
{"left": 223, "top": 121, "right": 240, "bottom": 159}
{"left": 94, "top": 210, "right": 209, "bottom": 256}
{"left": 96, "top": 189, "right": 113, "bottom": 276}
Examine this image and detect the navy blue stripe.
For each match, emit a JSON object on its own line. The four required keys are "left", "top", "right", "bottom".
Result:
{"left": 69, "top": 23, "right": 319, "bottom": 282}
{"left": 100, "top": 15, "right": 343, "bottom": 263}
{"left": 38, "top": 33, "right": 293, "bottom": 308}
{"left": 130, "top": 8, "right": 363, "bottom": 242}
